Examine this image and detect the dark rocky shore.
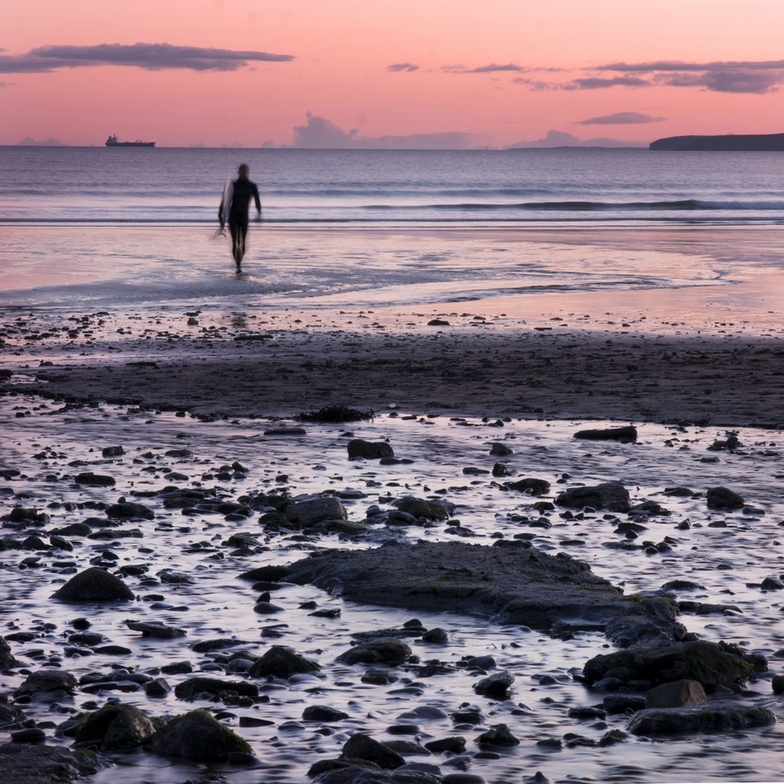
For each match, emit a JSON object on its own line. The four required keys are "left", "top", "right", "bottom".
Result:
{"left": 2, "top": 317, "right": 784, "bottom": 783}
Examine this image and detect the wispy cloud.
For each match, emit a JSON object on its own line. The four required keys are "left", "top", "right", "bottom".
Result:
{"left": 576, "top": 111, "right": 664, "bottom": 126}
{"left": 0, "top": 43, "right": 294, "bottom": 73}
{"left": 595, "top": 59, "right": 784, "bottom": 94}
{"left": 288, "top": 112, "right": 485, "bottom": 149}
{"left": 563, "top": 76, "right": 650, "bottom": 90}
{"left": 444, "top": 62, "right": 526, "bottom": 74}
{"left": 387, "top": 62, "right": 419, "bottom": 73}
{"left": 443, "top": 56, "right": 784, "bottom": 95}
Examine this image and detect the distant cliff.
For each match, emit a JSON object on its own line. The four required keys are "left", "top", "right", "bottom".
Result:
{"left": 650, "top": 133, "right": 784, "bottom": 151}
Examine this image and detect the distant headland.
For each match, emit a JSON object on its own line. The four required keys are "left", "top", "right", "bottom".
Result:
{"left": 650, "top": 133, "right": 784, "bottom": 151}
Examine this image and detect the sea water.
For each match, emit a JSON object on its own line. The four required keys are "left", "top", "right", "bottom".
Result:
{"left": 1, "top": 147, "right": 784, "bottom": 319}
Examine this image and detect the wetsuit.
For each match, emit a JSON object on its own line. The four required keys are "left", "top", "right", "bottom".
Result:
{"left": 219, "top": 175, "right": 261, "bottom": 269}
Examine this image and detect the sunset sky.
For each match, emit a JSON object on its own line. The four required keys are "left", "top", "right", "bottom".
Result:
{"left": 4, "top": 0, "right": 784, "bottom": 148}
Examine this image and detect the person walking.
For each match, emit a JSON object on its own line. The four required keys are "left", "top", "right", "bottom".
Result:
{"left": 219, "top": 163, "right": 261, "bottom": 272}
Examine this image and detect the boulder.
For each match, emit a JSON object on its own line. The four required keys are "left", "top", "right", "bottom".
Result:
{"left": 248, "top": 646, "right": 320, "bottom": 679}
{"left": 15, "top": 670, "right": 77, "bottom": 696}
{"left": 340, "top": 732, "right": 405, "bottom": 769}
{"left": 147, "top": 709, "right": 252, "bottom": 761}
{"left": 53, "top": 567, "right": 134, "bottom": 602}
{"left": 0, "top": 743, "right": 103, "bottom": 784}
{"left": 337, "top": 639, "right": 412, "bottom": 667}
{"left": 506, "top": 478, "right": 551, "bottom": 496}
{"left": 281, "top": 541, "right": 681, "bottom": 646}
{"left": 0, "top": 637, "right": 22, "bottom": 670}
{"left": 285, "top": 498, "right": 347, "bottom": 526}
{"left": 391, "top": 496, "right": 453, "bottom": 521}
{"left": 173, "top": 677, "right": 259, "bottom": 700}
{"left": 556, "top": 481, "right": 631, "bottom": 512}
{"left": 347, "top": 440, "right": 394, "bottom": 460}
{"left": 74, "top": 703, "right": 156, "bottom": 751}
{"left": 645, "top": 679, "right": 706, "bottom": 709}
{"left": 706, "top": 486, "right": 745, "bottom": 510}
{"left": 574, "top": 426, "right": 638, "bottom": 441}
{"left": 582, "top": 640, "right": 762, "bottom": 690}
{"left": 105, "top": 501, "right": 154, "bottom": 520}
{"left": 628, "top": 702, "right": 775, "bottom": 735}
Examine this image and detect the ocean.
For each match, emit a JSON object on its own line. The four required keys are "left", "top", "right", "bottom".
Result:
{"left": 1, "top": 146, "right": 784, "bottom": 324}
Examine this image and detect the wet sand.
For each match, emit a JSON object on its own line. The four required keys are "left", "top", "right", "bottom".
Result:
{"left": 9, "top": 309, "right": 784, "bottom": 428}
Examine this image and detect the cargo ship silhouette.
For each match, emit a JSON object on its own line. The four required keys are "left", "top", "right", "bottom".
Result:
{"left": 105, "top": 134, "right": 155, "bottom": 147}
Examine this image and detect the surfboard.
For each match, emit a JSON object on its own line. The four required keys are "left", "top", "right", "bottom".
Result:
{"left": 219, "top": 176, "right": 234, "bottom": 230}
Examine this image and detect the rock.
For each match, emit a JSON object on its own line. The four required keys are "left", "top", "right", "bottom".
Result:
{"left": 574, "top": 426, "right": 638, "bottom": 441}
{"left": 239, "top": 564, "right": 292, "bottom": 582}
{"left": 421, "top": 627, "right": 449, "bottom": 644}
{"left": 0, "top": 742, "right": 103, "bottom": 784}
{"left": 148, "top": 709, "right": 253, "bottom": 761}
{"left": 145, "top": 677, "right": 171, "bottom": 697}
{"left": 10, "top": 728, "right": 46, "bottom": 744}
{"left": 0, "top": 636, "right": 23, "bottom": 669}
{"left": 424, "top": 736, "right": 466, "bottom": 754}
{"left": 282, "top": 541, "right": 681, "bottom": 646}
{"left": 125, "top": 620, "right": 186, "bottom": 639}
{"left": 173, "top": 677, "right": 259, "bottom": 700}
{"left": 101, "top": 446, "right": 125, "bottom": 458}
{"left": 53, "top": 567, "right": 134, "bottom": 602}
{"left": 248, "top": 645, "right": 321, "bottom": 679}
{"left": 391, "top": 496, "right": 453, "bottom": 521}
{"left": 476, "top": 723, "right": 520, "bottom": 746}
{"left": 286, "top": 497, "right": 347, "bottom": 526}
{"left": 303, "top": 705, "right": 349, "bottom": 722}
{"left": 105, "top": 501, "right": 154, "bottom": 520}
{"left": 340, "top": 732, "right": 405, "bottom": 769}
{"left": 505, "top": 478, "right": 551, "bottom": 496}
{"left": 628, "top": 701, "right": 775, "bottom": 735}
{"left": 74, "top": 472, "right": 116, "bottom": 487}
{"left": 474, "top": 671, "right": 514, "bottom": 698}
{"left": 489, "top": 443, "right": 513, "bottom": 456}
{"left": 645, "top": 679, "right": 707, "bottom": 709}
{"left": 706, "top": 487, "right": 745, "bottom": 510}
{"left": 583, "top": 640, "right": 761, "bottom": 690}
{"left": 337, "top": 639, "right": 412, "bottom": 667}
{"left": 74, "top": 703, "right": 156, "bottom": 751}
{"left": 15, "top": 670, "right": 77, "bottom": 696}
{"left": 347, "top": 440, "right": 394, "bottom": 460}
{"left": 556, "top": 482, "right": 631, "bottom": 512}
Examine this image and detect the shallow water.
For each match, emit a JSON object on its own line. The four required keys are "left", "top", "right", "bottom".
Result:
{"left": 3, "top": 391, "right": 784, "bottom": 783}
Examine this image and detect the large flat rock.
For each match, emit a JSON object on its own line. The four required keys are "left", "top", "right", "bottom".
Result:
{"left": 282, "top": 541, "right": 682, "bottom": 647}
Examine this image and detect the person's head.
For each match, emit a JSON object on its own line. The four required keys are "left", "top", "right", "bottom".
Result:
{"left": 238, "top": 164, "right": 249, "bottom": 178}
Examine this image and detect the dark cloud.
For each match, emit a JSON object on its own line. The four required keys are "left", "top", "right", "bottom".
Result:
{"left": 289, "top": 112, "right": 485, "bottom": 149}
{"left": 387, "top": 62, "right": 419, "bottom": 72}
{"left": 506, "top": 129, "right": 646, "bottom": 149}
{"left": 577, "top": 111, "right": 664, "bottom": 126}
{"left": 0, "top": 43, "right": 293, "bottom": 73}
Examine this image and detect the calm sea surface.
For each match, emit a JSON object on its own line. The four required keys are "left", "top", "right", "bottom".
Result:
{"left": 1, "top": 147, "right": 784, "bottom": 318}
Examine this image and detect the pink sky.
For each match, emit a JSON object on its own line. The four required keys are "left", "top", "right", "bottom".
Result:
{"left": 4, "top": 0, "right": 784, "bottom": 148}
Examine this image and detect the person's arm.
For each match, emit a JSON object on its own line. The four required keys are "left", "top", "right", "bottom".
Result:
{"left": 218, "top": 197, "right": 225, "bottom": 229}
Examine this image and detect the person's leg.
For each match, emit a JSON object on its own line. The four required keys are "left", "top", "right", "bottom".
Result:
{"left": 237, "top": 221, "right": 249, "bottom": 264}
{"left": 229, "top": 221, "right": 240, "bottom": 263}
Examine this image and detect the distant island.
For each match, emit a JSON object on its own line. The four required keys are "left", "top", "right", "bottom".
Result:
{"left": 650, "top": 133, "right": 784, "bottom": 151}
